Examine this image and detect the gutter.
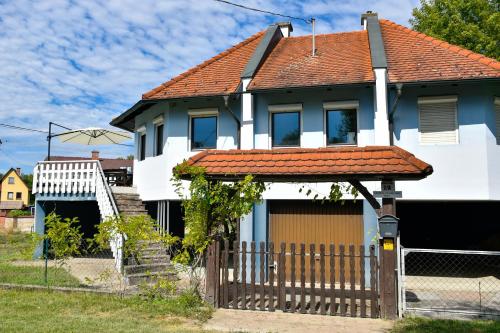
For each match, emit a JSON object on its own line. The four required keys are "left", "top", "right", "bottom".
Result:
{"left": 389, "top": 83, "right": 403, "bottom": 146}
{"left": 223, "top": 95, "right": 241, "bottom": 149}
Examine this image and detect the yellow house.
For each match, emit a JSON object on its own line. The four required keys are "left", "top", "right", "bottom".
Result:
{"left": 0, "top": 168, "right": 30, "bottom": 206}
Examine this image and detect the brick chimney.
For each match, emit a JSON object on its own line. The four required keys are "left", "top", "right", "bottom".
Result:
{"left": 91, "top": 151, "right": 100, "bottom": 160}
{"left": 16, "top": 168, "right": 21, "bottom": 176}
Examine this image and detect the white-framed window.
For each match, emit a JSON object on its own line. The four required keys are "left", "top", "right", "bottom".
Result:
{"left": 153, "top": 115, "right": 164, "bottom": 157}
{"left": 495, "top": 97, "right": 500, "bottom": 145}
{"left": 7, "top": 192, "right": 13, "bottom": 200}
{"left": 188, "top": 108, "right": 218, "bottom": 151}
{"left": 136, "top": 125, "right": 146, "bottom": 161}
{"left": 268, "top": 104, "right": 302, "bottom": 148}
{"left": 8, "top": 177, "right": 14, "bottom": 184}
{"left": 323, "top": 100, "right": 359, "bottom": 146}
{"left": 418, "top": 96, "right": 458, "bottom": 144}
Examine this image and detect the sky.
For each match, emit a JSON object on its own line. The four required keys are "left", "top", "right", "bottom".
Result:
{"left": 0, "top": 0, "right": 420, "bottom": 174}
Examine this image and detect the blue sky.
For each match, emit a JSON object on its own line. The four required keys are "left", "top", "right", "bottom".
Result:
{"left": 0, "top": 0, "right": 419, "bottom": 174}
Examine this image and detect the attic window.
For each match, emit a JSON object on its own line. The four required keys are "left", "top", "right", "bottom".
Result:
{"left": 8, "top": 177, "right": 14, "bottom": 184}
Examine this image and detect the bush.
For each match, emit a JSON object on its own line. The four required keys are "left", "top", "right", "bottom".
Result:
{"left": 7, "top": 210, "right": 31, "bottom": 218}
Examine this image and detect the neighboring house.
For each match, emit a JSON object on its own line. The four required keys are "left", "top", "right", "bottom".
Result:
{"left": 0, "top": 168, "right": 30, "bottom": 230}
{"left": 0, "top": 168, "right": 29, "bottom": 207}
{"left": 48, "top": 150, "right": 134, "bottom": 186}
{"left": 110, "top": 12, "right": 500, "bottom": 252}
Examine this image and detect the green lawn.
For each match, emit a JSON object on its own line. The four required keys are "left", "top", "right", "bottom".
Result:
{"left": 393, "top": 317, "right": 500, "bottom": 333}
{"left": 0, "top": 232, "right": 82, "bottom": 287}
{"left": 0, "top": 289, "right": 213, "bottom": 333}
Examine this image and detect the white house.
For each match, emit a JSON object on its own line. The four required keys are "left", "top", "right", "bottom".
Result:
{"left": 109, "top": 12, "right": 500, "bottom": 253}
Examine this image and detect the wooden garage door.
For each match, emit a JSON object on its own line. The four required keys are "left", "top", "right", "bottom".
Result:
{"left": 270, "top": 200, "right": 363, "bottom": 282}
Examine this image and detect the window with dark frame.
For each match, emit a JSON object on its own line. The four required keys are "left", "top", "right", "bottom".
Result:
{"left": 8, "top": 177, "right": 14, "bottom": 184}
{"left": 271, "top": 112, "right": 300, "bottom": 147}
{"left": 191, "top": 116, "right": 217, "bottom": 150}
{"left": 155, "top": 123, "right": 164, "bottom": 156}
{"left": 16, "top": 192, "right": 22, "bottom": 200}
{"left": 139, "top": 133, "right": 146, "bottom": 161}
{"left": 326, "top": 109, "right": 357, "bottom": 145}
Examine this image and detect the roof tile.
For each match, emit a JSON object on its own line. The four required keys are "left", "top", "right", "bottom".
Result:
{"left": 181, "top": 146, "right": 433, "bottom": 181}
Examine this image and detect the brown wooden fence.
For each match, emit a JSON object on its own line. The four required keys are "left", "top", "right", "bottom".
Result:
{"left": 206, "top": 241, "right": 379, "bottom": 318}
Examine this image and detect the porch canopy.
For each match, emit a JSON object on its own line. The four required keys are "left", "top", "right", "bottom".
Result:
{"left": 176, "top": 146, "right": 433, "bottom": 210}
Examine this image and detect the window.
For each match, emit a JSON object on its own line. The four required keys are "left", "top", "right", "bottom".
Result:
{"left": 326, "top": 109, "right": 357, "bottom": 145}
{"left": 495, "top": 98, "right": 500, "bottom": 145}
{"left": 153, "top": 114, "right": 164, "bottom": 157}
{"left": 16, "top": 192, "right": 22, "bottom": 200}
{"left": 7, "top": 192, "right": 13, "bottom": 200}
{"left": 139, "top": 132, "right": 146, "bottom": 161}
{"left": 418, "top": 96, "right": 458, "bottom": 144}
{"left": 191, "top": 116, "right": 217, "bottom": 150}
{"left": 269, "top": 104, "right": 302, "bottom": 147}
{"left": 8, "top": 177, "right": 14, "bottom": 184}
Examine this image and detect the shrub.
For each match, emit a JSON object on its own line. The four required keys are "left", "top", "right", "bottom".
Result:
{"left": 7, "top": 210, "right": 31, "bottom": 218}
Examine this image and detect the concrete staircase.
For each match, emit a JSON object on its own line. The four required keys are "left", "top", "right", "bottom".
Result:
{"left": 124, "top": 241, "right": 177, "bottom": 285}
{"left": 110, "top": 187, "right": 177, "bottom": 286}
{"left": 111, "top": 187, "right": 148, "bottom": 216}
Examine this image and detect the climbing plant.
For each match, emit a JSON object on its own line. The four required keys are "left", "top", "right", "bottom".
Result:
{"left": 172, "top": 161, "right": 266, "bottom": 264}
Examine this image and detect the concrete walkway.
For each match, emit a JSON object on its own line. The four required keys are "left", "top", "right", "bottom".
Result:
{"left": 204, "top": 309, "right": 393, "bottom": 333}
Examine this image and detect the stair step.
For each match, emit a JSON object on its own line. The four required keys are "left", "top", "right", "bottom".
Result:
{"left": 126, "top": 271, "right": 178, "bottom": 285}
{"left": 128, "top": 254, "right": 170, "bottom": 265}
{"left": 124, "top": 263, "right": 172, "bottom": 275}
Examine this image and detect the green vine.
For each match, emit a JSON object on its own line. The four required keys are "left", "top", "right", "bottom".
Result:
{"left": 172, "top": 161, "right": 266, "bottom": 264}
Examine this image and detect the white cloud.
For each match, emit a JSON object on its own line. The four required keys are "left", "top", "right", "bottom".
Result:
{"left": 0, "top": 0, "right": 419, "bottom": 172}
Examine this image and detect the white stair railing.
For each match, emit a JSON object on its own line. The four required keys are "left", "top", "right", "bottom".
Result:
{"left": 33, "top": 160, "right": 123, "bottom": 271}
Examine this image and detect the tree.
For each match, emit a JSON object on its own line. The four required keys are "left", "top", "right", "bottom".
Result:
{"left": 410, "top": 0, "right": 500, "bottom": 60}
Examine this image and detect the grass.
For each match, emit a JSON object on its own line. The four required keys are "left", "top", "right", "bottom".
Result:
{"left": 0, "top": 232, "right": 81, "bottom": 287}
{"left": 0, "top": 288, "right": 213, "bottom": 333}
{"left": 393, "top": 317, "right": 500, "bottom": 333}
{"left": 0, "top": 262, "right": 82, "bottom": 287}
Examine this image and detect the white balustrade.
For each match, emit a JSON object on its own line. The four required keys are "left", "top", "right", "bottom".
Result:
{"left": 33, "top": 160, "right": 123, "bottom": 271}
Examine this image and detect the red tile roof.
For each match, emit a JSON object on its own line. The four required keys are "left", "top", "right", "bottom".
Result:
{"left": 143, "top": 31, "right": 265, "bottom": 100}
{"left": 181, "top": 146, "right": 433, "bottom": 181}
{"left": 48, "top": 156, "right": 133, "bottom": 170}
{"left": 380, "top": 20, "right": 500, "bottom": 83}
{"left": 247, "top": 31, "right": 374, "bottom": 91}
{"left": 139, "top": 20, "right": 499, "bottom": 101}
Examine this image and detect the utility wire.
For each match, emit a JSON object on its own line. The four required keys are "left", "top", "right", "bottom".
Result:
{"left": 213, "top": 0, "right": 312, "bottom": 23}
{"left": 0, "top": 123, "right": 48, "bottom": 134}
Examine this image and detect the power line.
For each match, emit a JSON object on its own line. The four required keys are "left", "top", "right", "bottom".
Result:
{"left": 213, "top": 0, "right": 312, "bottom": 24}
{"left": 0, "top": 123, "right": 48, "bottom": 134}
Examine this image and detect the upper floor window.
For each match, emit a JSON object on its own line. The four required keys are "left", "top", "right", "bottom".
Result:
{"left": 495, "top": 97, "right": 500, "bottom": 145}
{"left": 153, "top": 115, "right": 164, "bottom": 157}
{"left": 418, "top": 96, "right": 458, "bottom": 144}
{"left": 8, "top": 177, "right": 14, "bottom": 184}
{"left": 7, "top": 192, "right": 13, "bottom": 200}
{"left": 269, "top": 104, "right": 302, "bottom": 147}
{"left": 16, "top": 192, "right": 22, "bottom": 200}
{"left": 324, "top": 101, "right": 358, "bottom": 146}
{"left": 137, "top": 125, "right": 146, "bottom": 161}
{"left": 189, "top": 108, "right": 218, "bottom": 150}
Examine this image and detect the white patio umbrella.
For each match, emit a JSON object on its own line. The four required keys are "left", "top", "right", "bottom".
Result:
{"left": 55, "top": 127, "right": 131, "bottom": 145}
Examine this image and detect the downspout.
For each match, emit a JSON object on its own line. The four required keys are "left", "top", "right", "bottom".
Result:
{"left": 388, "top": 83, "right": 403, "bottom": 145}
{"left": 223, "top": 95, "right": 241, "bottom": 149}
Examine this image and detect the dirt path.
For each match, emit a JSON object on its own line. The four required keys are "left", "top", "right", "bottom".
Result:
{"left": 204, "top": 309, "right": 393, "bottom": 333}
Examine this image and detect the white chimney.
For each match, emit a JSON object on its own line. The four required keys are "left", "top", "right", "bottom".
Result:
{"left": 277, "top": 22, "right": 293, "bottom": 37}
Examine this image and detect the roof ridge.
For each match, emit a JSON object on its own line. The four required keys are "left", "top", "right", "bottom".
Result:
{"left": 379, "top": 19, "right": 500, "bottom": 71}
{"left": 287, "top": 30, "right": 367, "bottom": 39}
{"left": 142, "top": 31, "right": 265, "bottom": 99}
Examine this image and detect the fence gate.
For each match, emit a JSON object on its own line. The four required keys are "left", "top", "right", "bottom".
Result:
{"left": 207, "top": 241, "right": 379, "bottom": 318}
{"left": 400, "top": 247, "right": 500, "bottom": 317}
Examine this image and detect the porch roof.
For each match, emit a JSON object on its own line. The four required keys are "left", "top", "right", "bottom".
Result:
{"left": 179, "top": 146, "right": 433, "bottom": 182}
